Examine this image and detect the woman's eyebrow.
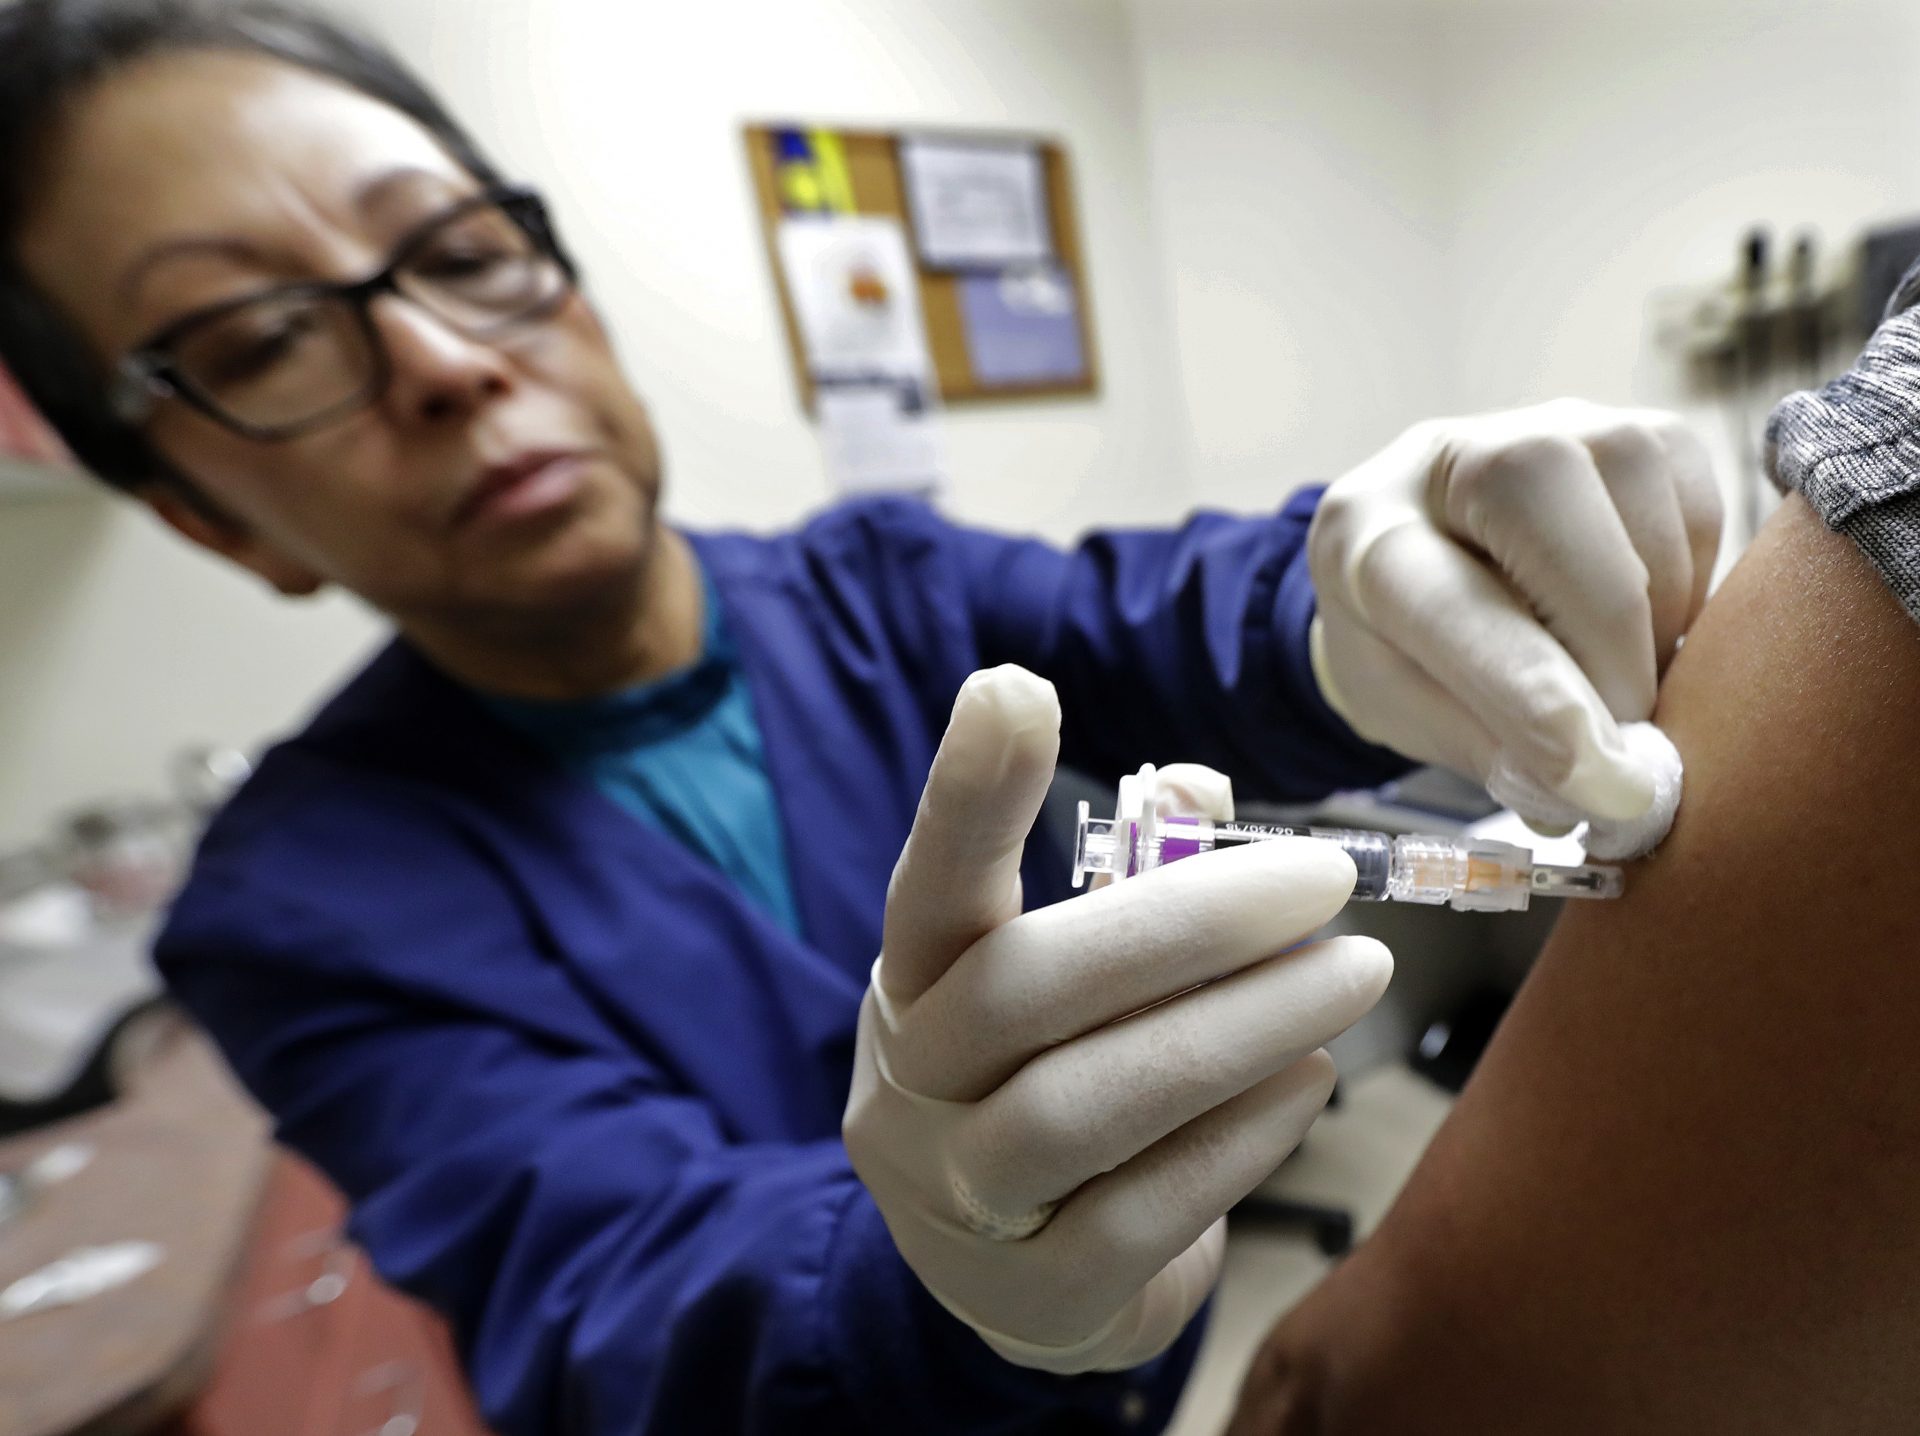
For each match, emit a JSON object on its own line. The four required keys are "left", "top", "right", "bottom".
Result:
{"left": 118, "top": 234, "right": 283, "bottom": 306}
{"left": 117, "top": 171, "right": 468, "bottom": 310}
{"left": 352, "top": 163, "right": 467, "bottom": 217}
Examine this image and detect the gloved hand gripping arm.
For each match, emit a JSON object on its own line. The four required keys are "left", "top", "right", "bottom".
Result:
{"left": 1309, "top": 400, "right": 1722, "bottom": 832}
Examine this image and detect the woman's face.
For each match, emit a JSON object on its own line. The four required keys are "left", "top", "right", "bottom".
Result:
{"left": 16, "top": 49, "right": 664, "bottom": 628}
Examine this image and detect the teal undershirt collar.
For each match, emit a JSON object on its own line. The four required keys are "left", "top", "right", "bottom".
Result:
{"left": 478, "top": 565, "right": 802, "bottom": 937}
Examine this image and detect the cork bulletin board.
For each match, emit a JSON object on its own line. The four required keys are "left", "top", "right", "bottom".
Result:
{"left": 743, "top": 124, "right": 1100, "bottom": 412}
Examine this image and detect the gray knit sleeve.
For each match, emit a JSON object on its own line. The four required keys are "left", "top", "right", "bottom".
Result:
{"left": 1766, "top": 261, "right": 1920, "bottom": 626}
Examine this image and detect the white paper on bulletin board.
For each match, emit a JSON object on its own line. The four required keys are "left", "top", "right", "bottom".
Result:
{"left": 815, "top": 377, "right": 946, "bottom": 499}
{"left": 775, "top": 215, "right": 934, "bottom": 383}
{"left": 898, "top": 137, "right": 1054, "bottom": 270}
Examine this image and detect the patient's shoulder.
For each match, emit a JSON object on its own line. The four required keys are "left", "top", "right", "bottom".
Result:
{"left": 1231, "top": 493, "right": 1920, "bottom": 1435}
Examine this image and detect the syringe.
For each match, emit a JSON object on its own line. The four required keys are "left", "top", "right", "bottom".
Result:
{"left": 1070, "top": 769, "right": 1623, "bottom": 913}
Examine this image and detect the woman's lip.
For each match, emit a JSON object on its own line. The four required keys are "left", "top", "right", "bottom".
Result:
{"left": 456, "top": 452, "right": 594, "bottom": 530}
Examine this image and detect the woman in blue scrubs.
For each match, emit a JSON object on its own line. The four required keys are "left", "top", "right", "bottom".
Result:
{"left": 0, "top": 3, "right": 1721, "bottom": 1431}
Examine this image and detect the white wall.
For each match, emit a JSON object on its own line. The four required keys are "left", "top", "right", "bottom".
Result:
{"left": 1439, "top": 1, "right": 1920, "bottom": 409}
{"left": 1436, "top": 0, "right": 1920, "bottom": 551}
{"left": 1129, "top": 0, "right": 1920, "bottom": 551}
{"left": 0, "top": 493, "right": 383, "bottom": 850}
{"left": 0, "top": 0, "right": 1183, "bottom": 850}
{"left": 1127, "top": 0, "right": 1454, "bottom": 511}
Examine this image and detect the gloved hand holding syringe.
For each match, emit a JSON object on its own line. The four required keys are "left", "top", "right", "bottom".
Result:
{"left": 1073, "top": 763, "right": 1624, "bottom": 913}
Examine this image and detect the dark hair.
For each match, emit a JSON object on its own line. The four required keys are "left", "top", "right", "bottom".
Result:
{"left": 0, "top": 0, "right": 508, "bottom": 492}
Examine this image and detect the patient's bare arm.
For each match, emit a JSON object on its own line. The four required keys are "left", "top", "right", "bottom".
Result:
{"left": 1230, "top": 493, "right": 1920, "bottom": 1436}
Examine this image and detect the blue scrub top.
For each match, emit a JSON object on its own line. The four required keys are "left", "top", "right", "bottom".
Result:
{"left": 157, "top": 493, "right": 1407, "bottom": 1436}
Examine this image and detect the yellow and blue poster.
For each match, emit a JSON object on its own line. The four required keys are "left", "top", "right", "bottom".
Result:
{"left": 773, "top": 128, "right": 858, "bottom": 216}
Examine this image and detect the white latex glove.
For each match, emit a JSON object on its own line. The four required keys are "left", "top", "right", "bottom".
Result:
{"left": 843, "top": 666, "right": 1392, "bottom": 1374}
{"left": 1307, "top": 399, "right": 1722, "bottom": 828}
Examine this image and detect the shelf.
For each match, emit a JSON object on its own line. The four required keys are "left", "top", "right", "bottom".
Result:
{"left": 0, "top": 454, "right": 85, "bottom": 503}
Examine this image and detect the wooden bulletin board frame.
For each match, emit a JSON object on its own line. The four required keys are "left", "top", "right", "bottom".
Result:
{"left": 743, "top": 124, "right": 1100, "bottom": 412}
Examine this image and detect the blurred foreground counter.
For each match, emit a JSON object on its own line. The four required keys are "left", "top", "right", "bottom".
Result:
{"left": 0, "top": 1013, "right": 495, "bottom": 1436}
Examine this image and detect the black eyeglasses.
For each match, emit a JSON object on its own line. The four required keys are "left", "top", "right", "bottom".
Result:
{"left": 109, "top": 185, "right": 576, "bottom": 442}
